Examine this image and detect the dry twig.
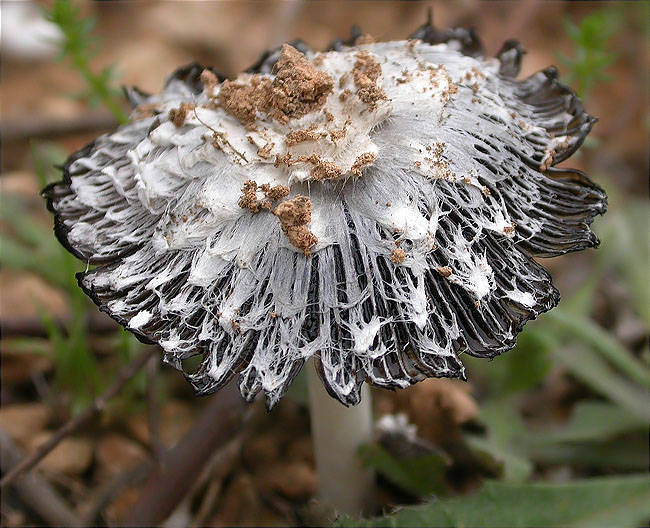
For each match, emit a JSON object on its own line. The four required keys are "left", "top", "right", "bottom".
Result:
{"left": 125, "top": 383, "right": 248, "bottom": 526}
{"left": 1, "top": 314, "right": 118, "bottom": 338}
{"left": 0, "top": 347, "right": 156, "bottom": 489}
{"left": 147, "top": 355, "right": 163, "bottom": 462}
{"left": 0, "top": 428, "right": 83, "bottom": 526}
{"left": 80, "top": 460, "right": 152, "bottom": 525}
{"left": 191, "top": 434, "right": 244, "bottom": 526}
{"left": 0, "top": 112, "right": 118, "bottom": 142}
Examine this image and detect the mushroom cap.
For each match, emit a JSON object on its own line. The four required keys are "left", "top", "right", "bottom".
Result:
{"left": 44, "top": 23, "right": 606, "bottom": 408}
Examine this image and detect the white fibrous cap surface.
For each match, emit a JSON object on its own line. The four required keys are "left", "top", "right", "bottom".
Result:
{"left": 45, "top": 37, "right": 606, "bottom": 407}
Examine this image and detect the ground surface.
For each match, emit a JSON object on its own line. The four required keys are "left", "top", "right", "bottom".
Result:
{"left": 1, "top": 2, "right": 648, "bottom": 527}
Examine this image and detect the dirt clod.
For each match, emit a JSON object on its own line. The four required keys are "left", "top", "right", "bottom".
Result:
{"left": 239, "top": 181, "right": 290, "bottom": 213}
{"left": 260, "top": 183, "right": 290, "bottom": 201}
{"left": 391, "top": 248, "right": 407, "bottom": 264}
{"left": 270, "top": 44, "right": 334, "bottom": 123}
{"left": 353, "top": 51, "right": 387, "bottom": 109}
{"left": 273, "top": 196, "right": 318, "bottom": 256}
{"left": 200, "top": 69, "right": 220, "bottom": 94}
{"left": 350, "top": 152, "right": 377, "bottom": 177}
{"left": 168, "top": 102, "right": 196, "bottom": 127}
{"left": 310, "top": 158, "right": 343, "bottom": 181}
{"left": 218, "top": 45, "right": 333, "bottom": 127}
{"left": 218, "top": 76, "right": 272, "bottom": 126}
{"left": 285, "top": 127, "right": 326, "bottom": 146}
{"left": 238, "top": 180, "right": 261, "bottom": 213}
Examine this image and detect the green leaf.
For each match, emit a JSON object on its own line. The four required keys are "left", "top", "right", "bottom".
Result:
{"left": 491, "top": 330, "right": 552, "bottom": 395}
{"left": 530, "top": 401, "right": 647, "bottom": 444}
{"left": 0, "top": 235, "right": 36, "bottom": 271}
{"left": 468, "top": 401, "right": 532, "bottom": 482}
{"left": 2, "top": 337, "right": 54, "bottom": 358}
{"left": 560, "top": 9, "right": 620, "bottom": 98}
{"left": 469, "top": 399, "right": 647, "bottom": 473}
{"left": 561, "top": 265, "right": 601, "bottom": 316}
{"left": 358, "top": 443, "right": 450, "bottom": 497}
{"left": 341, "top": 475, "right": 650, "bottom": 528}
{"left": 31, "top": 141, "right": 68, "bottom": 187}
{"left": 563, "top": 19, "right": 581, "bottom": 43}
{"left": 113, "top": 328, "right": 148, "bottom": 399}
{"left": 525, "top": 435, "right": 649, "bottom": 471}
{"left": 43, "top": 0, "right": 128, "bottom": 123}
{"left": 597, "top": 203, "right": 650, "bottom": 325}
{"left": 554, "top": 345, "right": 650, "bottom": 421}
{"left": 546, "top": 309, "right": 650, "bottom": 388}
{"left": 466, "top": 435, "right": 532, "bottom": 483}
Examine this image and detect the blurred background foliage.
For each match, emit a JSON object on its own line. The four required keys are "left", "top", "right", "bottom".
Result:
{"left": 0, "top": 1, "right": 648, "bottom": 527}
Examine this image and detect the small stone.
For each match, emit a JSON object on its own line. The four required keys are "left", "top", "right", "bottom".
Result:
{"left": 391, "top": 248, "right": 407, "bottom": 264}
{"left": 242, "top": 431, "right": 282, "bottom": 469}
{"left": 29, "top": 432, "right": 93, "bottom": 475}
{"left": 95, "top": 434, "right": 147, "bottom": 478}
{"left": 352, "top": 51, "right": 387, "bottom": 109}
{"left": 0, "top": 403, "right": 50, "bottom": 445}
{"left": 286, "top": 435, "right": 314, "bottom": 463}
{"left": 212, "top": 474, "right": 272, "bottom": 526}
{"left": 273, "top": 196, "right": 318, "bottom": 257}
{"left": 259, "top": 461, "right": 317, "bottom": 500}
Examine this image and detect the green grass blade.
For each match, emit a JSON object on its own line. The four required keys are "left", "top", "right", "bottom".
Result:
{"left": 340, "top": 475, "right": 650, "bottom": 528}
{"left": 358, "top": 443, "right": 450, "bottom": 497}
{"left": 529, "top": 401, "right": 647, "bottom": 443}
{"left": 547, "top": 309, "right": 650, "bottom": 387}
{"left": 554, "top": 345, "right": 650, "bottom": 421}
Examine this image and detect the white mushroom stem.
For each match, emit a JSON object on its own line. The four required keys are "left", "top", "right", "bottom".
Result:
{"left": 306, "top": 358, "right": 374, "bottom": 515}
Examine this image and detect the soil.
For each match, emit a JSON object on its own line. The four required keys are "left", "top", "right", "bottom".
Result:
{"left": 0, "top": 2, "right": 647, "bottom": 526}
{"left": 273, "top": 195, "right": 318, "bottom": 257}
{"left": 217, "top": 44, "right": 333, "bottom": 127}
{"left": 391, "top": 248, "right": 407, "bottom": 264}
{"left": 352, "top": 51, "right": 387, "bottom": 109}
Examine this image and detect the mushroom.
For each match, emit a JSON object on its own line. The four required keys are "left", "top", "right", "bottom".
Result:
{"left": 43, "top": 20, "right": 606, "bottom": 514}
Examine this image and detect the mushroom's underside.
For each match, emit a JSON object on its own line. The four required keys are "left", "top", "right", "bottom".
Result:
{"left": 44, "top": 23, "right": 606, "bottom": 408}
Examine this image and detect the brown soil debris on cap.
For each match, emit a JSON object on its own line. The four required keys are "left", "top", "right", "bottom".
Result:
{"left": 273, "top": 196, "right": 318, "bottom": 257}
{"left": 350, "top": 152, "right": 377, "bottom": 177}
{"left": 355, "top": 33, "right": 376, "bottom": 45}
{"left": 218, "top": 76, "right": 273, "bottom": 127}
{"left": 274, "top": 153, "right": 344, "bottom": 182}
{"left": 352, "top": 51, "right": 387, "bottom": 110}
{"left": 391, "top": 248, "right": 406, "bottom": 264}
{"left": 218, "top": 45, "right": 333, "bottom": 127}
{"left": 437, "top": 266, "right": 453, "bottom": 278}
{"left": 239, "top": 181, "right": 290, "bottom": 213}
{"left": 133, "top": 102, "right": 159, "bottom": 119}
{"left": 285, "top": 127, "right": 327, "bottom": 146}
{"left": 260, "top": 183, "right": 290, "bottom": 201}
{"left": 238, "top": 180, "right": 261, "bottom": 213}
{"left": 169, "top": 102, "right": 196, "bottom": 127}
{"left": 339, "top": 89, "right": 352, "bottom": 102}
{"left": 310, "top": 158, "right": 343, "bottom": 181}
{"left": 270, "top": 45, "right": 334, "bottom": 123}
{"left": 201, "top": 69, "right": 220, "bottom": 95}
{"left": 257, "top": 141, "right": 274, "bottom": 159}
